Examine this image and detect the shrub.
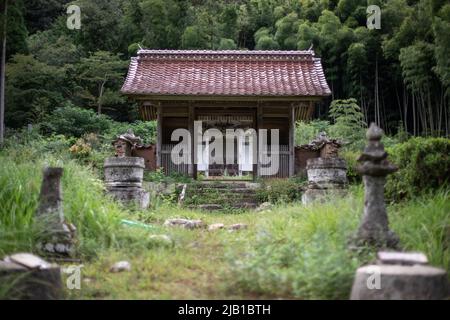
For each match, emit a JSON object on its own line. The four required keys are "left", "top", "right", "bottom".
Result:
{"left": 42, "top": 104, "right": 114, "bottom": 137}
{"left": 106, "top": 120, "right": 157, "bottom": 145}
{"left": 256, "top": 178, "right": 305, "bottom": 203}
{"left": 295, "top": 120, "right": 330, "bottom": 145}
{"left": 340, "top": 150, "right": 360, "bottom": 183}
{"left": 328, "top": 98, "right": 366, "bottom": 150}
{"left": 386, "top": 137, "right": 450, "bottom": 200}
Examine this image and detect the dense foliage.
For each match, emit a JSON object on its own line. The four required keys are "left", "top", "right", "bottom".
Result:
{"left": 1, "top": 0, "right": 449, "bottom": 136}
{"left": 386, "top": 137, "right": 450, "bottom": 200}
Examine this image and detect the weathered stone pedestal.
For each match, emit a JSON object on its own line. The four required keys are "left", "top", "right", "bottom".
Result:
{"left": 104, "top": 157, "right": 149, "bottom": 209}
{"left": 0, "top": 253, "right": 63, "bottom": 300}
{"left": 302, "top": 157, "right": 348, "bottom": 204}
{"left": 35, "top": 168, "right": 76, "bottom": 256}
{"left": 350, "top": 252, "right": 449, "bottom": 300}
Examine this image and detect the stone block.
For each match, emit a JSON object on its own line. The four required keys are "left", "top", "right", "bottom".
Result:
{"left": 350, "top": 264, "right": 449, "bottom": 300}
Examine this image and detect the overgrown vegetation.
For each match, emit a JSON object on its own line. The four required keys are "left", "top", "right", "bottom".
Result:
{"left": 0, "top": 130, "right": 449, "bottom": 299}
{"left": 386, "top": 137, "right": 450, "bottom": 201}
{"left": 2, "top": 0, "right": 449, "bottom": 135}
{"left": 256, "top": 178, "right": 305, "bottom": 203}
{"left": 0, "top": 149, "right": 167, "bottom": 260}
{"left": 0, "top": 0, "right": 449, "bottom": 300}
{"left": 228, "top": 188, "right": 450, "bottom": 299}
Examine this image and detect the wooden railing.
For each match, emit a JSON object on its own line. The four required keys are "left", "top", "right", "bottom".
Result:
{"left": 259, "top": 145, "right": 290, "bottom": 178}
{"left": 161, "top": 144, "right": 190, "bottom": 176}
{"left": 160, "top": 144, "right": 291, "bottom": 178}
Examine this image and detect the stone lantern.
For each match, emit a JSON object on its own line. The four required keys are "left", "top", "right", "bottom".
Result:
{"left": 354, "top": 123, "right": 399, "bottom": 248}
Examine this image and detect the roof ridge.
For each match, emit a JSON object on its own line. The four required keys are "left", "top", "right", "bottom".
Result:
{"left": 137, "top": 49, "right": 315, "bottom": 60}
{"left": 137, "top": 49, "right": 315, "bottom": 57}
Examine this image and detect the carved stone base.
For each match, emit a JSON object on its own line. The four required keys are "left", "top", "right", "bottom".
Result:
{"left": 350, "top": 264, "right": 449, "bottom": 300}
{"left": 302, "top": 188, "right": 348, "bottom": 205}
{"left": 107, "top": 187, "right": 149, "bottom": 209}
{"left": 302, "top": 157, "right": 348, "bottom": 205}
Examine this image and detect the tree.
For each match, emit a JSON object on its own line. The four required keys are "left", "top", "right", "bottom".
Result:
{"left": 433, "top": 4, "right": 450, "bottom": 97}
{"left": 140, "top": 0, "right": 183, "bottom": 49}
{"left": 75, "top": 51, "right": 127, "bottom": 115}
{"left": 3, "top": 0, "right": 27, "bottom": 59}
{"left": 70, "top": 0, "right": 123, "bottom": 53}
{"left": 5, "top": 54, "right": 65, "bottom": 127}
{"left": 274, "top": 12, "right": 299, "bottom": 49}
{"left": 181, "top": 26, "right": 209, "bottom": 49}
{"left": 28, "top": 31, "right": 81, "bottom": 67}
{"left": 0, "top": 0, "right": 7, "bottom": 146}
{"left": 220, "top": 4, "right": 239, "bottom": 41}
{"left": 254, "top": 27, "right": 279, "bottom": 50}
{"left": 24, "top": 0, "right": 71, "bottom": 34}
{"left": 218, "top": 38, "right": 237, "bottom": 50}
{"left": 346, "top": 42, "right": 369, "bottom": 121}
{"left": 328, "top": 98, "right": 366, "bottom": 148}
{"left": 43, "top": 104, "right": 114, "bottom": 137}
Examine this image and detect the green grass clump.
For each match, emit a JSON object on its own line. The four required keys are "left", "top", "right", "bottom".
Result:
{"left": 0, "top": 153, "right": 154, "bottom": 259}
{"left": 390, "top": 189, "right": 450, "bottom": 270}
{"left": 227, "top": 187, "right": 449, "bottom": 299}
{"left": 228, "top": 188, "right": 368, "bottom": 299}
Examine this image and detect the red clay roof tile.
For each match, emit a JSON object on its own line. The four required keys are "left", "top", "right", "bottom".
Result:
{"left": 121, "top": 50, "right": 331, "bottom": 97}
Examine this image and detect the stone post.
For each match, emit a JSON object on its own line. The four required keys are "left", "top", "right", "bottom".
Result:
{"left": 36, "top": 167, "right": 76, "bottom": 256}
{"left": 354, "top": 123, "right": 399, "bottom": 248}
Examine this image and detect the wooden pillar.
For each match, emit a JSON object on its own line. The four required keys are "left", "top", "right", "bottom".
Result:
{"left": 255, "top": 102, "right": 263, "bottom": 180}
{"left": 156, "top": 103, "right": 162, "bottom": 169}
{"left": 289, "top": 104, "right": 295, "bottom": 177}
{"left": 188, "top": 102, "right": 197, "bottom": 179}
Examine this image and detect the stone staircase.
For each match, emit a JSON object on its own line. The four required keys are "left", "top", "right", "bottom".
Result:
{"left": 182, "top": 181, "right": 261, "bottom": 211}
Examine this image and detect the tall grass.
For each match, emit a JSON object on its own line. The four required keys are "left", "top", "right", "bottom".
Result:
{"left": 228, "top": 187, "right": 449, "bottom": 299}
{"left": 390, "top": 189, "right": 450, "bottom": 270}
{"left": 0, "top": 152, "right": 154, "bottom": 259}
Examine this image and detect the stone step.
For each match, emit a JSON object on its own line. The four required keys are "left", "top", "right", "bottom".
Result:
{"left": 192, "top": 182, "right": 249, "bottom": 189}
{"left": 195, "top": 202, "right": 258, "bottom": 211}
{"left": 184, "top": 182, "right": 260, "bottom": 211}
{"left": 198, "top": 204, "right": 223, "bottom": 211}
{"left": 191, "top": 188, "right": 257, "bottom": 195}
{"left": 231, "top": 202, "right": 259, "bottom": 209}
{"left": 188, "top": 192, "right": 256, "bottom": 198}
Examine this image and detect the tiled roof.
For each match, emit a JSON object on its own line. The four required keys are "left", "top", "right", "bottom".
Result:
{"left": 121, "top": 50, "right": 331, "bottom": 97}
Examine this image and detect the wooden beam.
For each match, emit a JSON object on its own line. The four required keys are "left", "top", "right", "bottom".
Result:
{"left": 263, "top": 114, "right": 289, "bottom": 118}
{"left": 132, "top": 95, "right": 327, "bottom": 102}
{"left": 160, "top": 112, "right": 189, "bottom": 117}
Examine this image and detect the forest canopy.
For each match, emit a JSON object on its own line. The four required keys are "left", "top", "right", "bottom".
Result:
{"left": 1, "top": 0, "right": 449, "bottom": 136}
